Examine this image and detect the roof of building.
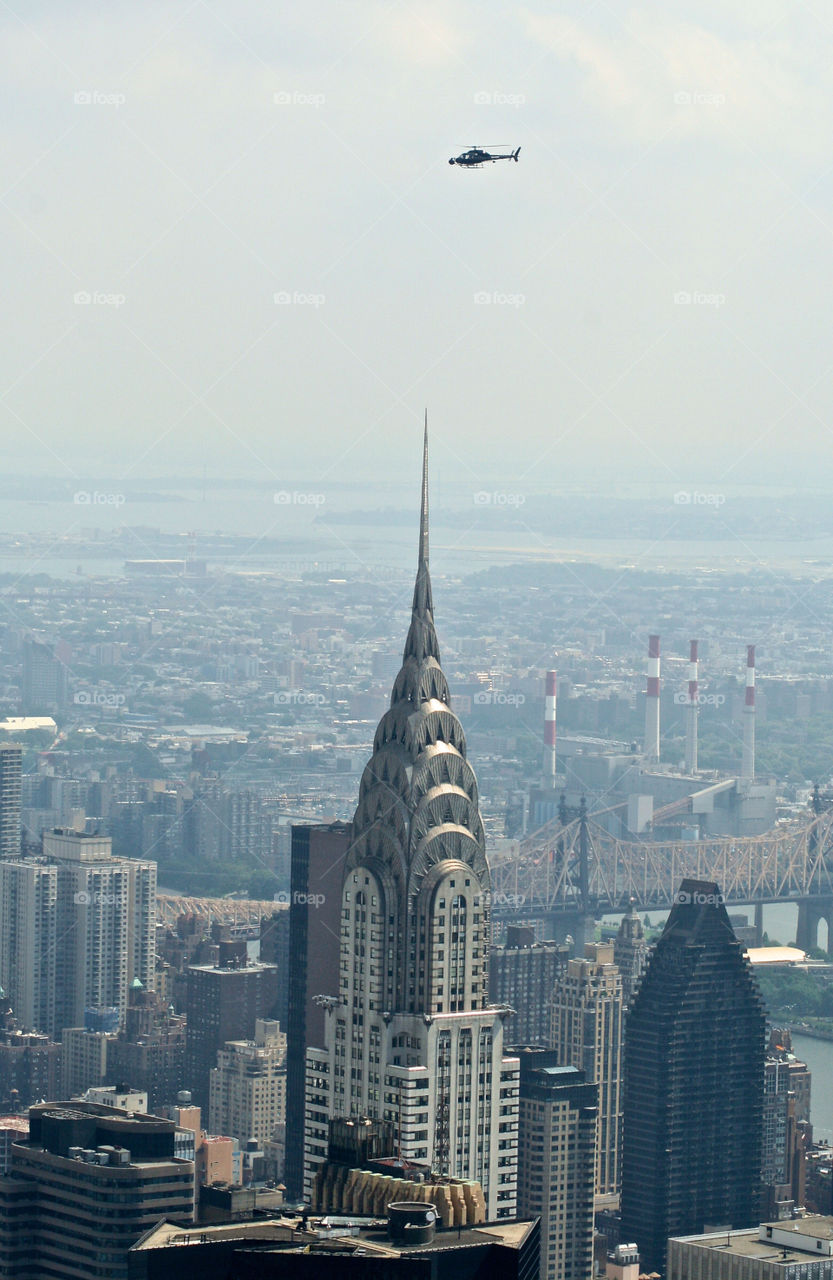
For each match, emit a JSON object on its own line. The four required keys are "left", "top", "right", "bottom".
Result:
{"left": 131, "top": 1214, "right": 539, "bottom": 1257}
{"left": 672, "top": 1218, "right": 833, "bottom": 1262}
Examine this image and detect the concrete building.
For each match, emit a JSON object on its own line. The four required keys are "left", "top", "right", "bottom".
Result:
{"left": 517, "top": 1050, "right": 597, "bottom": 1280}
{"left": 621, "top": 879, "right": 766, "bottom": 1273}
{"left": 613, "top": 902, "right": 649, "bottom": 1007}
{"left": 209, "top": 1017, "right": 286, "bottom": 1150}
{"left": 0, "top": 829, "right": 156, "bottom": 1040}
{"left": 61, "top": 1026, "right": 109, "bottom": 1096}
{"left": 0, "top": 1100, "right": 194, "bottom": 1279}
{"left": 304, "top": 435, "right": 519, "bottom": 1219}
{"left": 184, "top": 942, "right": 279, "bottom": 1110}
{"left": 0, "top": 1028, "right": 61, "bottom": 1109}
{"left": 22, "top": 638, "right": 67, "bottom": 714}
{"left": 0, "top": 744, "right": 22, "bottom": 860}
{"left": 0, "top": 1116, "right": 29, "bottom": 1173}
{"left": 84, "top": 1086, "right": 148, "bottom": 1113}
{"left": 667, "top": 1218, "right": 833, "bottom": 1280}
{"left": 550, "top": 941, "right": 623, "bottom": 1210}
{"left": 489, "top": 925, "right": 568, "bottom": 1047}
{"left": 762, "top": 1030, "right": 810, "bottom": 1215}
{"left": 0, "top": 859, "right": 58, "bottom": 1034}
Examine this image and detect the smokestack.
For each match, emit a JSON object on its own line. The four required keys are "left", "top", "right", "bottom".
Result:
{"left": 644, "top": 635, "right": 661, "bottom": 762}
{"left": 742, "top": 644, "right": 755, "bottom": 779}
{"left": 543, "top": 670, "right": 557, "bottom": 784}
{"left": 685, "top": 640, "right": 699, "bottom": 773}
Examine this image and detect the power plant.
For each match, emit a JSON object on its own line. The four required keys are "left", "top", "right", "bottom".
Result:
{"left": 524, "top": 638, "right": 775, "bottom": 845}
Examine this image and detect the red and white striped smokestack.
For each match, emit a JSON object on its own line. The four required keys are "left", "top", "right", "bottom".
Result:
{"left": 685, "top": 639, "right": 699, "bottom": 773}
{"left": 644, "top": 634, "right": 661, "bottom": 762}
{"left": 543, "top": 670, "right": 557, "bottom": 784}
{"left": 742, "top": 644, "right": 756, "bottom": 780}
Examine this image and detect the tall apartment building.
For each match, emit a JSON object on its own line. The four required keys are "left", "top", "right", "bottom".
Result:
{"left": 0, "top": 829, "right": 156, "bottom": 1039}
{"left": 22, "top": 638, "right": 67, "bottom": 714}
{"left": 550, "top": 941, "right": 623, "bottom": 1209}
{"left": 304, "top": 433, "right": 520, "bottom": 1219}
{"left": 489, "top": 925, "right": 568, "bottom": 1047}
{"left": 0, "top": 859, "right": 58, "bottom": 1034}
{"left": 517, "top": 1049, "right": 597, "bottom": 1280}
{"left": 621, "top": 879, "right": 766, "bottom": 1273}
{"left": 184, "top": 943, "right": 279, "bottom": 1110}
{"left": 0, "top": 1101, "right": 194, "bottom": 1279}
{"left": 61, "top": 1026, "right": 109, "bottom": 1096}
{"left": 285, "top": 820, "right": 351, "bottom": 1201}
{"left": 0, "top": 744, "right": 22, "bottom": 860}
{"left": 613, "top": 901, "right": 649, "bottom": 1007}
{"left": 762, "top": 1034, "right": 810, "bottom": 1215}
{"left": 209, "top": 1017, "right": 286, "bottom": 1149}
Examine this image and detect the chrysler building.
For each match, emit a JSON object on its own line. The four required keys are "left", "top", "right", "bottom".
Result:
{"left": 305, "top": 425, "right": 519, "bottom": 1217}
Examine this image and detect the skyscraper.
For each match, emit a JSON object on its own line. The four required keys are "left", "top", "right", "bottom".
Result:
{"left": 184, "top": 943, "right": 279, "bottom": 1110}
{"left": 621, "top": 879, "right": 766, "bottom": 1273}
{"left": 489, "top": 924, "right": 568, "bottom": 1047}
{"left": 285, "top": 820, "right": 351, "bottom": 1201}
{"left": 613, "top": 900, "right": 649, "bottom": 1007}
{"left": 21, "top": 638, "right": 67, "bottom": 714}
{"left": 209, "top": 1017, "right": 286, "bottom": 1151}
{"left": 0, "top": 829, "right": 156, "bottom": 1039}
{"left": 0, "top": 745, "right": 22, "bottom": 860}
{"left": 1, "top": 1101, "right": 194, "bottom": 1279}
{"left": 305, "top": 427, "right": 519, "bottom": 1217}
{"left": 517, "top": 1049, "right": 597, "bottom": 1280}
{"left": 550, "top": 941, "right": 623, "bottom": 1210}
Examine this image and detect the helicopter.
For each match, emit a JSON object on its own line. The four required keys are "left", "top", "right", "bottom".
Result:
{"left": 449, "top": 145, "right": 521, "bottom": 168}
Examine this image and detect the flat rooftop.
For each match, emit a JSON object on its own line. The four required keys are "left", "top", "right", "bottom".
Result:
{"left": 674, "top": 1218, "right": 833, "bottom": 1262}
{"left": 132, "top": 1214, "right": 537, "bottom": 1257}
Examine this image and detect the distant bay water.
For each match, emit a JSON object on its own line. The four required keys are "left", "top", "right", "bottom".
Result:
{"left": 5, "top": 490, "right": 833, "bottom": 580}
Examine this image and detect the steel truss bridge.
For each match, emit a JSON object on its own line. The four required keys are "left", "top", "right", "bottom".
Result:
{"left": 156, "top": 894, "right": 276, "bottom": 931}
{"left": 489, "top": 806, "right": 833, "bottom": 945}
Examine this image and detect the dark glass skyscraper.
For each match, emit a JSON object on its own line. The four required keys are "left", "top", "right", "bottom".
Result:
{"left": 621, "top": 879, "right": 765, "bottom": 1273}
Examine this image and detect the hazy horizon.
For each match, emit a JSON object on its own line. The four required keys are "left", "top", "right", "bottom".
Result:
{"left": 2, "top": 0, "right": 833, "bottom": 504}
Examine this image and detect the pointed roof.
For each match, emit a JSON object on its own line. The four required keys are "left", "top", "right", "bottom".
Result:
{"left": 347, "top": 422, "right": 489, "bottom": 1009}
{"left": 405, "top": 412, "right": 438, "bottom": 664}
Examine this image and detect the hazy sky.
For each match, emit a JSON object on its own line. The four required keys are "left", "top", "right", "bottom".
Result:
{"left": 3, "top": 1, "right": 832, "bottom": 494}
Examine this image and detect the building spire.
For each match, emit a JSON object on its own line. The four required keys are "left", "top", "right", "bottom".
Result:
{"left": 407, "top": 414, "right": 435, "bottom": 651}
{"left": 418, "top": 409, "right": 429, "bottom": 569}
